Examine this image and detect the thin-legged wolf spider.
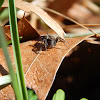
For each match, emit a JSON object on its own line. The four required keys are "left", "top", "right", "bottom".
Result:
{"left": 33, "top": 33, "right": 67, "bottom": 52}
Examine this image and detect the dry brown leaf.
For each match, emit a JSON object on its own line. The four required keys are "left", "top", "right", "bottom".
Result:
{"left": 2, "top": 0, "right": 65, "bottom": 39}
{"left": 63, "top": 24, "right": 100, "bottom": 29}
{"left": 63, "top": 24, "right": 100, "bottom": 34}
{"left": 85, "top": 35, "right": 100, "bottom": 44}
{"left": 81, "top": 0, "right": 100, "bottom": 14}
{"left": 3, "top": 17, "right": 40, "bottom": 42}
{"left": 0, "top": 34, "right": 95, "bottom": 100}
{"left": 48, "top": 0, "right": 78, "bottom": 15}
{"left": 0, "top": 85, "right": 15, "bottom": 100}
{"left": 67, "top": 2, "right": 100, "bottom": 24}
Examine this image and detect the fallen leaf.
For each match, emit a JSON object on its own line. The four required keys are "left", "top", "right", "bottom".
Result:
{"left": 2, "top": 0, "right": 65, "bottom": 39}
{"left": 0, "top": 34, "right": 94, "bottom": 100}
{"left": 67, "top": 2, "right": 100, "bottom": 24}
{"left": 85, "top": 34, "right": 100, "bottom": 44}
{"left": 48, "top": 0, "right": 78, "bottom": 15}
{"left": 0, "top": 85, "right": 15, "bottom": 100}
{"left": 3, "top": 17, "right": 40, "bottom": 42}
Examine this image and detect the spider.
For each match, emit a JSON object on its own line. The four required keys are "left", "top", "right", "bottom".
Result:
{"left": 39, "top": 33, "right": 67, "bottom": 50}
{"left": 33, "top": 33, "right": 67, "bottom": 53}
{"left": 40, "top": 34, "right": 58, "bottom": 49}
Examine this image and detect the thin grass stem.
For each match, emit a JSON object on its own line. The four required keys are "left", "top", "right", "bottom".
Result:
{"left": 8, "top": 0, "right": 28, "bottom": 99}
{"left": 0, "top": 26, "right": 22, "bottom": 100}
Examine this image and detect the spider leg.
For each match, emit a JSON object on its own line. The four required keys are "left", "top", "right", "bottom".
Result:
{"left": 53, "top": 40, "right": 57, "bottom": 46}
{"left": 56, "top": 37, "right": 70, "bottom": 50}
{"left": 39, "top": 37, "right": 45, "bottom": 51}
{"left": 40, "top": 40, "right": 43, "bottom": 51}
{"left": 43, "top": 37, "right": 48, "bottom": 51}
{"left": 51, "top": 39, "right": 55, "bottom": 47}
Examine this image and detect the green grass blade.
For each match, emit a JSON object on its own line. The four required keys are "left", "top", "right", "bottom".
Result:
{"left": 8, "top": 0, "right": 28, "bottom": 100}
{"left": 0, "top": 0, "right": 4, "bottom": 9}
{"left": 0, "top": 26, "right": 23, "bottom": 100}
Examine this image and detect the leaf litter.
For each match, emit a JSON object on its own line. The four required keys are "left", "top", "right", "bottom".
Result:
{"left": 0, "top": 27, "right": 95, "bottom": 100}
{"left": 0, "top": 0, "right": 100, "bottom": 100}
{"left": 2, "top": 0, "right": 65, "bottom": 39}
{"left": 3, "top": 16, "right": 40, "bottom": 42}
